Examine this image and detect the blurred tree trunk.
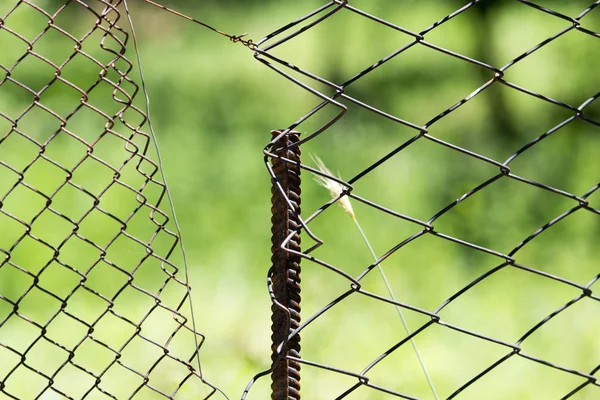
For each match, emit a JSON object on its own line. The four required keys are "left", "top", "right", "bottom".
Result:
{"left": 474, "top": 2, "right": 521, "bottom": 147}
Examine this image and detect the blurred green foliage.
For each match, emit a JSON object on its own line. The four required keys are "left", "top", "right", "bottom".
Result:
{"left": 1, "top": 0, "right": 599, "bottom": 399}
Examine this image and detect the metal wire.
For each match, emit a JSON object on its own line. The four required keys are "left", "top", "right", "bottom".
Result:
{"left": 140, "top": 0, "right": 256, "bottom": 49}
{"left": 0, "top": 1, "right": 222, "bottom": 399}
{"left": 245, "top": 0, "right": 600, "bottom": 398}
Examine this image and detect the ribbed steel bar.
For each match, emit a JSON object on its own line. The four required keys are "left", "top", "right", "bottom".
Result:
{"left": 270, "top": 130, "right": 302, "bottom": 400}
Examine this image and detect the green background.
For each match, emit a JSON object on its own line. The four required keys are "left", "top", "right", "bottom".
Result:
{"left": 0, "top": 0, "right": 599, "bottom": 399}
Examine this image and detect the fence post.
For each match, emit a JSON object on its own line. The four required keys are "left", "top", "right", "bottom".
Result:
{"left": 270, "top": 130, "right": 302, "bottom": 400}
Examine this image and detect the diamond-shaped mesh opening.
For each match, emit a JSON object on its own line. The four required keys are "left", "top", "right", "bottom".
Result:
{"left": 514, "top": 210, "right": 600, "bottom": 284}
{"left": 342, "top": 45, "right": 496, "bottom": 124}
{"left": 51, "top": 0, "right": 105, "bottom": 41}
{"left": 0, "top": 25, "right": 30, "bottom": 68}
{"left": 24, "top": 156, "right": 69, "bottom": 196}
{"left": 92, "top": 311, "right": 137, "bottom": 350}
{"left": 71, "top": 336, "right": 118, "bottom": 376}
{"left": 2, "top": 363, "right": 50, "bottom": 399}
{"left": 119, "top": 334, "right": 165, "bottom": 375}
{"left": 37, "top": 77, "right": 86, "bottom": 119}
{"left": 0, "top": 78, "right": 36, "bottom": 119}
{"left": 32, "top": 25, "right": 80, "bottom": 67}
{"left": 131, "top": 257, "right": 174, "bottom": 295}
{"left": 70, "top": 156, "right": 117, "bottom": 197}
{"left": 139, "top": 304, "right": 186, "bottom": 346}
{"left": 267, "top": 6, "right": 418, "bottom": 84}
{"left": 353, "top": 138, "right": 501, "bottom": 222}
{"left": 49, "top": 182, "right": 95, "bottom": 221}
{"left": 111, "top": 284, "right": 157, "bottom": 324}
{"left": 369, "top": 326, "right": 511, "bottom": 399}
{"left": 136, "top": 178, "right": 166, "bottom": 208}
{"left": 147, "top": 356, "right": 196, "bottom": 395}
{"left": 104, "top": 233, "right": 149, "bottom": 274}
{"left": 439, "top": 266, "right": 582, "bottom": 343}
{"left": 63, "top": 286, "right": 111, "bottom": 326}
{"left": 18, "top": 287, "right": 61, "bottom": 326}
{"left": 37, "top": 261, "right": 82, "bottom": 301}
{"left": 427, "top": 81, "right": 579, "bottom": 161}
{"left": 0, "top": 261, "right": 34, "bottom": 303}
{"left": 0, "top": 313, "right": 41, "bottom": 355}
{"left": 0, "top": 130, "right": 39, "bottom": 171}
{"left": 59, "top": 51, "right": 107, "bottom": 91}
{"left": 454, "top": 354, "right": 587, "bottom": 399}
{"left": 58, "top": 235, "right": 103, "bottom": 274}
{"left": 96, "top": 362, "right": 146, "bottom": 399}
{"left": 98, "top": 181, "right": 141, "bottom": 222}
{"left": 83, "top": 79, "right": 131, "bottom": 118}
{"left": 30, "top": 209, "right": 74, "bottom": 248}
{"left": 51, "top": 361, "right": 98, "bottom": 399}
{"left": 84, "top": 259, "right": 129, "bottom": 300}
{"left": 504, "top": 28, "right": 600, "bottom": 105}
{"left": 77, "top": 208, "right": 124, "bottom": 248}
{"left": 9, "top": 53, "right": 58, "bottom": 94}
{"left": 1, "top": 2, "right": 49, "bottom": 42}
{"left": 92, "top": 131, "right": 138, "bottom": 171}
{"left": 519, "top": 297, "right": 600, "bottom": 372}
{"left": 1, "top": 183, "right": 48, "bottom": 222}
{"left": 0, "top": 211, "right": 28, "bottom": 251}
{"left": 434, "top": 176, "right": 580, "bottom": 252}
{"left": 64, "top": 102, "right": 111, "bottom": 144}
{"left": 24, "top": 336, "right": 70, "bottom": 378}
{"left": 45, "top": 311, "right": 88, "bottom": 350}
{"left": 16, "top": 104, "right": 64, "bottom": 145}
{"left": 9, "top": 234, "right": 55, "bottom": 275}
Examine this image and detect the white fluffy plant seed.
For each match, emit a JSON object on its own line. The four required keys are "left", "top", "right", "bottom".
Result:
{"left": 311, "top": 155, "right": 355, "bottom": 220}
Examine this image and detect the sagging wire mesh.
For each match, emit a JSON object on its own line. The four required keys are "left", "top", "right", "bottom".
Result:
{"left": 0, "top": 1, "right": 223, "bottom": 399}
{"left": 245, "top": 0, "right": 600, "bottom": 399}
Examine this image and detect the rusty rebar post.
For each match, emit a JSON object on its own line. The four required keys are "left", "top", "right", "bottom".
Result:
{"left": 270, "top": 130, "right": 302, "bottom": 400}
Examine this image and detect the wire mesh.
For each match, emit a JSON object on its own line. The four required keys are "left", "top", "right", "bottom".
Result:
{"left": 247, "top": 0, "right": 600, "bottom": 398}
{"left": 0, "top": 1, "right": 222, "bottom": 399}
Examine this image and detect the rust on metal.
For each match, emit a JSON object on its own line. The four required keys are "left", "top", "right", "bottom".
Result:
{"left": 270, "top": 130, "right": 302, "bottom": 400}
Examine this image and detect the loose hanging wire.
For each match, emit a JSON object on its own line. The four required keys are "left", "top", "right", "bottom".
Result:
{"left": 122, "top": 2, "right": 230, "bottom": 399}
{"left": 142, "top": 0, "right": 256, "bottom": 48}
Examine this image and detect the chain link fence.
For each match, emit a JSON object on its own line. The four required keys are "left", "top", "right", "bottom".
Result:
{"left": 249, "top": 0, "right": 600, "bottom": 399}
{"left": 0, "top": 1, "right": 221, "bottom": 399}
{"left": 1, "top": 0, "right": 600, "bottom": 399}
